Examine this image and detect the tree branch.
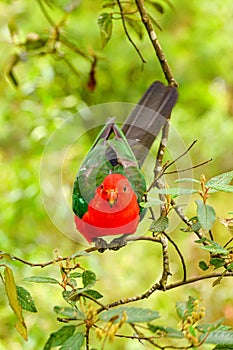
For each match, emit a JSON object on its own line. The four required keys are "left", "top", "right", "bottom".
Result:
{"left": 135, "top": 0, "right": 178, "bottom": 87}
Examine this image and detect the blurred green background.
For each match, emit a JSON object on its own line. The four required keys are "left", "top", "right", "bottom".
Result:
{"left": 0, "top": 0, "right": 233, "bottom": 349}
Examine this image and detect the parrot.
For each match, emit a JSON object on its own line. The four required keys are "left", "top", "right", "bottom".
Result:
{"left": 72, "top": 81, "right": 178, "bottom": 251}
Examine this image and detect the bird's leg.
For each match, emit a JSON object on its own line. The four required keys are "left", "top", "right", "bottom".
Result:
{"left": 92, "top": 237, "right": 109, "bottom": 253}
{"left": 108, "top": 234, "right": 129, "bottom": 251}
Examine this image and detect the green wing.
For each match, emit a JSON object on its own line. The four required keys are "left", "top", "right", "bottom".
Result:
{"left": 72, "top": 119, "right": 146, "bottom": 219}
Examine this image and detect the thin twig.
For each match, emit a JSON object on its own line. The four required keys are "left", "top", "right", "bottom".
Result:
{"left": 116, "top": 0, "right": 146, "bottom": 63}
{"left": 135, "top": 0, "right": 178, "bottom": 86}
{"left": 164, "top": 158, "right": 212, "bottom": 175}
{"left": 163, "top": 232, "right": 187, "bottom": 282}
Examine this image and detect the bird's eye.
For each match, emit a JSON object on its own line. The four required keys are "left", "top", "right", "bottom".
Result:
{"left": 100, "top": 184, "right": 104, "bottom": 190}
{"left": 123, "top": 186, "right": 127, "bottom": 192}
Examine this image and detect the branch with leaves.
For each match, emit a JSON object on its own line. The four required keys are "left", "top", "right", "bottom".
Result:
{"left": 1, "top": 168, "right": 233, "bottom": 348}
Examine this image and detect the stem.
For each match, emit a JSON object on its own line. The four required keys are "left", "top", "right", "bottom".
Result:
{"left": 117, "top": 0, "right": 146, "bottom": 63}
{"left": 135, "top": 0, "right": 178, "bottom": 86}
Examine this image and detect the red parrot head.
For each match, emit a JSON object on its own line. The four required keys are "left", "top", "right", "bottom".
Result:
{"left": 74, "top": 173, "right": 140, "bottom": 242}
{"left": 95, "top": 174, "right": 135, "bottom": 211}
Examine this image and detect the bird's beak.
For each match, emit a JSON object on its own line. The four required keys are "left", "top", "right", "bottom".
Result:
{"left": 106, "top": 190, "right": 118, "bottom": 207}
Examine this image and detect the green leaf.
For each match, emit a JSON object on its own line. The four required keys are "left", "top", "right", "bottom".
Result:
{"left": 176, "top": 301, "right": 187, "bottom": 320}
{"left": 69, "top": 272, "right": 82, "bottom": 278}
{"left": 4, "top": 266, "right": 28, "bottom": 340}
{"left": 24, "top": 276, "right": 60, "bottom": 284}
{"left": 60, "top": 332, "right": 84, "bottom": 350}
{"left": 16, "top": 286, "right": 37, "bottom": 313}
{"left": 195, "top": 200, "right": 216, "bottom": 230}
{"left": 83, "top": 289, "right": 103, "bottom": 300}
{"left": 210, "top": 258, "right": 226, "bottom": 269}
{"left": 206, "top": 171, "right": 233, "bottom": 189}
{"left": 100, "top": 307, "right": 160, "bottom": 323}
{"left": 186, "top": 296, "right": 197, "bottom": 316}
{"left": 206, "top": 170, "right": 233, "bottom": 187}
{"left": 175, "top": 178, "right": 201, "bottom": 184}
{"left": 201, "top": 245, "right": 228, "bottom": 255}
{"left": 140, "top": 197, "right": 164, "bottom": 208}
{"left": 204, "top": 330, "right": 233, "bottom": 345}
{"left": 214, "top": 346, "right": 233, "bottom": 349}
{"left": 97, "top": 13, "right": 112, "bottom": 48}
{"left": 43, "top": 325, "right": 76, "bottom": 350}
{"left": 54, "top": 306, "right": 85, "bottom": 320}
{"left": 227, "top": 262, "right": 233, "bottom": 271}
{"left": 208, "top": 184, "right": 233, "bottom": 193}
{"left": 82, "top": 270, "right": 96, "bottom": 288}
{"left": 150, "top": 215, "right": 169, "bottom": 232}
{"left": 176, "top": 297, "right": 197, "bottom": 320}
{"left": 199, "top": 260, "right": 209, "bottom": 271}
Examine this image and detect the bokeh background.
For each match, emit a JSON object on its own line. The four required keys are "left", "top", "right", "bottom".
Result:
{"left": 0, "top": 0, "right": 233, "bottom": 349}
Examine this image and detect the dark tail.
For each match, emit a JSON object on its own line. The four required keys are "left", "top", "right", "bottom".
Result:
{"left": 122, "top": 81, "right": 178, "bottom": 166}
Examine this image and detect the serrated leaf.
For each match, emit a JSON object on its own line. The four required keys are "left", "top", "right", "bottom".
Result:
{"left": 16, "top": 286, "right": 37, "bottom": 313}
{"left": 195, "top": 200, "right": 216, "bottom": 230}
{"left": 24, "top": 276, "right": 60, "bottom": 284}
{"left": 97, "top": 13, "right": 112, "bottom": 48}
{"left": 209, "top": 184, "right": 233, "bottom": 193}
{"left": 199, "top": 260, "right": 209, "bottom": 271}
{"left": 54, "top": 306, "right": 85, "bottom": 320}
{"left": 210, "top": 258, "right": 225, "bottom": 269}
{"left": 150, "top": 215, "right": 169, "bottom": 232}
{"left": 175, "top": 178, "right": 201, "bottom": 184}
{"left": 206, "top": 171, "right": 233, "bottom": 190}
{"left": 43, "top": 325, "right": 76, "bottom": 350}
{"left": 4, "top": 267, "right": 28, "bottom": 340}
{"left": 204, "top": 330, "right": 233, "bottom": 345}
{"left": 140, "top": 197, "right": 164, "bottom": 208}
{"left": 60, "top": 332, "right": 84, "bottom": 350}
{"left": 82, "top": 270, "right": 96, "bottom": 288}
{"left": 100, "top": 307, "right": 160, "bottom": 323}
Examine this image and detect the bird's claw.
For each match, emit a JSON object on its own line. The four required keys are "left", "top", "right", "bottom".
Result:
{"left": 92, "top": 237, "right": 108, "bottom": 253}
{"left": 108, "top": 235, "right": 128, "bottom": 251}
{"left": 92, "top": 235, "right": 129, "bottom": 252}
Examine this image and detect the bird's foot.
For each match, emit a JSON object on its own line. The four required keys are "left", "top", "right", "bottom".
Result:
{"left": 108, "top": 235, "right": 129, "bottom": 251}
{"left": 92, "top": 237, "right": 108, "bottom": 253}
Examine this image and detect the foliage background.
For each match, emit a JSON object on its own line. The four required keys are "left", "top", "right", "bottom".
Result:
{"left": 0, "top": 0, "right": 233, "bottom": 349}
